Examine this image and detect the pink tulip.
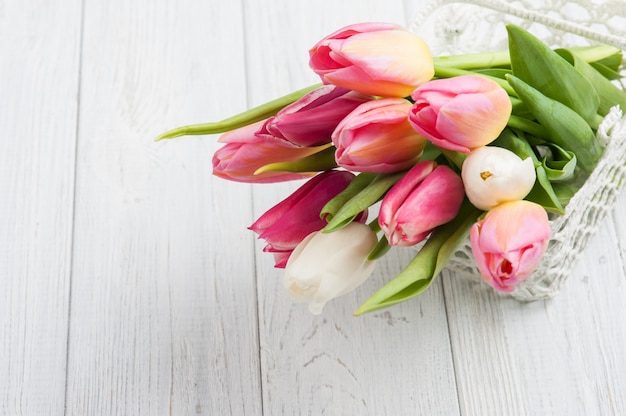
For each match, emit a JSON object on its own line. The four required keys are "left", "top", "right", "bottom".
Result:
{"left": 379, "top": 160, "right": 465, "bottom": 246}
{"left": 213, "top": 120, "right": 322, "bottom": 183}
{"left": 264, "top": 85, "right": 372, "bottom": 147}
{"left": 249, "top": 170, "right": 366, "bottom": 268}
{"left": 309, "top": 22, "right": 434, "bottom": 97}
{"left": 470, "top": 200, "right": 551, "bottom": 292}
{"left": 332, "top": 98, "right": 426, "bottom": 173}
{"left": 408, "top": 75, "right": 512, "bottom": 153}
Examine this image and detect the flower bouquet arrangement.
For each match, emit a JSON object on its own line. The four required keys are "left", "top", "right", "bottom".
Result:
{"left": 157, "top": 22, "right": 626, "bottom": 315}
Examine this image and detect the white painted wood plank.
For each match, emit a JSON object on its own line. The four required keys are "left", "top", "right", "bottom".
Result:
{"left": 0, "top": 1, "right": 82, "bottom": 414}
{"left": 65, "top": 1, "right": 261, "bottom": 414}
{"left": 242, "top": 1, "right": 460, "bottom": 414}
{"left": 442, "top": 205, "right": 626, "bottom": 414}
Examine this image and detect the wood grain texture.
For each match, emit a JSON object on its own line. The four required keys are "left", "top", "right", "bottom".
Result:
{"left": 0, "top": 1, "right": 82, "bottom": 414}
{"left": 442, "top": 210, "right": 626, "bottom": 415}
{"left": 1, "top": 0, "right": 625, "bottom": 415}
{"left": 64, "top": 1, "right": 261, "bottom": 414}
{"left": 243, "top": 1, "right": 459, "bottom": 414}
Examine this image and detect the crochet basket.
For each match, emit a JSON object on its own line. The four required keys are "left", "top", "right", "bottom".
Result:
{"left": 410, "top": 0, "right": 626, "bottom": 301}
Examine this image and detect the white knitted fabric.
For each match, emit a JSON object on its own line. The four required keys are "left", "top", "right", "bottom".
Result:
{"left": 410, "top": 0, "right": 626, "bottom": 300}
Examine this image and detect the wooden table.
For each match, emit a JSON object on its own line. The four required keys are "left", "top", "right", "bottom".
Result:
{"left": 2, "top": 0, "right": 625, "bottom": 414}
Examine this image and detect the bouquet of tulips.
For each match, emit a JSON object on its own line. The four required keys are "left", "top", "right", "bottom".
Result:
{"left": 158, "top": 22, "right": 626, "bottom": 315}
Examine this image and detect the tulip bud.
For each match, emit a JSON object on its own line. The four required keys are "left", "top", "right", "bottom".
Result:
{"left": 249, "top": 170, "right": 364, "bottom": 267}
{"left": 470, "top": 200, "right": 551, "bottom": 292}
{"left": 309, "top": 22, "right": 434, "bottom": 97}
{"left": 213, "top": 121, "right": 323, "bottom": 183}
{"left": 379, "top": 160, "right": 465, "bottom": 246}
{"left": 264, "top": 85, "right": 372, "bottom": 147}
{"left": 461, "top": 146, "right": 536, "bottom": 211}
{"left": 332, "top": 98, "right": 426, "bottom": 173}
{"left": 284, "top": 222, "right": 378, "bottom": 314}
{"left": 408, "top": 75, "right": 512, "bottom": 153}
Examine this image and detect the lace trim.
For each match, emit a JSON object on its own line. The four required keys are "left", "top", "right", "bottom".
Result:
{"left": 410, "top": 0, "right": 626, "bottom": 300}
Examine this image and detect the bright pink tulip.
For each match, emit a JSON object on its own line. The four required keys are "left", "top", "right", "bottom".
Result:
{"left": 408, "top": 75, "right": 512, "bottom": 153}
{"left": 470, "top": 200, "right": 551, "bottom": 292}
{"left": 264, "top": 85, "right": 371, "bottom": 147}
{"left": 332, "top": 98, "right": 426, "bottom": 173}
{"left": 379, "top": 160, "right": 465, "bottom": 246}
{"left": 213, "top": 120, "right": 322, "bottom": 183}
{"left": 249, "top": 170, "right": 366, "bottom": 268}
{"left": 309, "top": 22, "right": 434, "bottom": 97}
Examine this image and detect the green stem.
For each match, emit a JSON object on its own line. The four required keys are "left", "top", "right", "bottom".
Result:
{"left": 507, "top": 115, "right": 549, "bottom": 138}
{"left": 155, "top": 83, "right": 322, "bottom": 141}
{"left": 434, "top": 50, "right": 511, "bottom": 69}
{"left": 432, "top": 45, "right": 620, "bottom": 70}
{"left": 439, "top": 148, "right": 466, "bottom": 170}
{"left": 434, "top": 65, "right": 516, "bottom": 96}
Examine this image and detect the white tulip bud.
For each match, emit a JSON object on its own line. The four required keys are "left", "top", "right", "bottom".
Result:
{"left": 284, "top": 222, "right": 378, "bottom": 314}
{"left": 461, "top": 146, "right": 536, "bottom": 211}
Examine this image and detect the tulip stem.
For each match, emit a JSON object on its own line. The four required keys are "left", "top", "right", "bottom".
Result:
{"left": 438, "top": 148, "right": 466, "bottom": 171}
{"left": 432, "top": 45, "right": 620, "bottom": 70}
{"left": 155, "top": 83, "right": 322, "bottom": 141}
{"left": 434, "top": 50, "right": 511, "bottom": 69}
{"left": 433, "top": 65, "right": 516, "bottom": 96}
{"left": 507, "top": 115, "right": 549, "bottom": 138}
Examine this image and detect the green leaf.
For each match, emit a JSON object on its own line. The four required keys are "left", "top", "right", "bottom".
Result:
{"left": 320, "top": 173, "right": 377, "bottom": 221}
{"left": 367, "top": 235, "right": 391, "bottom": 261}
{"left": 492, "top": 129, "right": 564, "bottom": 214}
{"left": 354, "top": 201, "right": 481, "bottom": 315}
{"left": 556, "top": 48, "right": 626, "bottom": 117}
{"left": 526, "top": 165, "right": 565, "bottom": 215}
{"left": 507, "top": 24, "right": 601, "bottom": 126}
{"left": 255, "top": 145, "right": 337, "bottom": 174}
{"left": 506, "top": 74, "right": 602, "bottom": 174}
{"left": 535, "top": 143, "right": 577, "bottom": 182}
{"left": 323, "top": 172, "right": 405, "bottom": 233}
{"left": 155, "top": 83, "right": 322, "bottom": 140}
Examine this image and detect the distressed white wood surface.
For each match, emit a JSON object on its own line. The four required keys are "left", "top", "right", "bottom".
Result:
{"left": 1, "top": 0, "right": 625, "bottom": 415}
{"left": 0, "top": 1, "right": 81, "bottom": 414}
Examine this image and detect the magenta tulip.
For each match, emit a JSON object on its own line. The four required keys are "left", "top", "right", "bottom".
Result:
{"left": 309, "top": 22, "right": 434, "bottom": 97}
{"left": 379, "top": 160, "right": 465, "bottom": 246}
{"left": 332, "top": 98, "right": 426, "bottom": 173}
{"left": 408, "top": 75, "right": 512, "bottom": 153}
{"left": 264, "top": 85, "right": 371, "bottom": 147}
{"left": 213, "top": 120, "right": 323, "bottom": 183}
{"left": 470, "top": 200, "right": 551, "bottom": 292}
{"left": 249, "top": 170, "right": 365, "bottom": 268}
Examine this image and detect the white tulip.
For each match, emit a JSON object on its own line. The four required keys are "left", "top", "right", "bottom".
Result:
{"left": 461, "top": 146, "right": 536, "bottom": 211}
{"left": 284, "top": 222, "right": 378, "bottom": 314}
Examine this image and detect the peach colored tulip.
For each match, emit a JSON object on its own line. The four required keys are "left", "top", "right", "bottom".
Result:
{"left": 212, "top": 121, "right": 321, "bottom": 183}
{"left": 264, "top": 85, "right": 371, "bottom": 147}
{"left": 249, "top": 170, "right": 365, "bottom": 268}
{"left": 470, "top": 200, "right": 551, "bottom": 292}
{"left": 379, "top": 160, "right": 465, "bottom": 246}
{"left": 408, "top": 75, "right": 512, "bottom": 153}
{"left": 309, "top": 22, "right": 434, "bottom": 97}
{"left": 332, "top": 98, "right": 426, "bottom": 173}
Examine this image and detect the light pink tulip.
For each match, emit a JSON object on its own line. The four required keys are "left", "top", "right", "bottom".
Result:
{"left": 212, "top": 121, "right": 321, "bottom": 183}
{"left": 309, "top": 22, "right": 434, "bottom": 97}
{"left": 332, "top": 98, "right": 426, "bottom": 173}
{"left": 249, "top": 170, "right": 366, "bottom": 268}
{"left": 379, "top": 160, "right": 465, "bottom": 246}
{"left": 264, "top": 85, "right": 372, "bottom": 147}
{"left": 408, "top": 75, "right": 512, "bottom": 153}
{"left": 470, "top": 200, "right": 551, "bottom": 292}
